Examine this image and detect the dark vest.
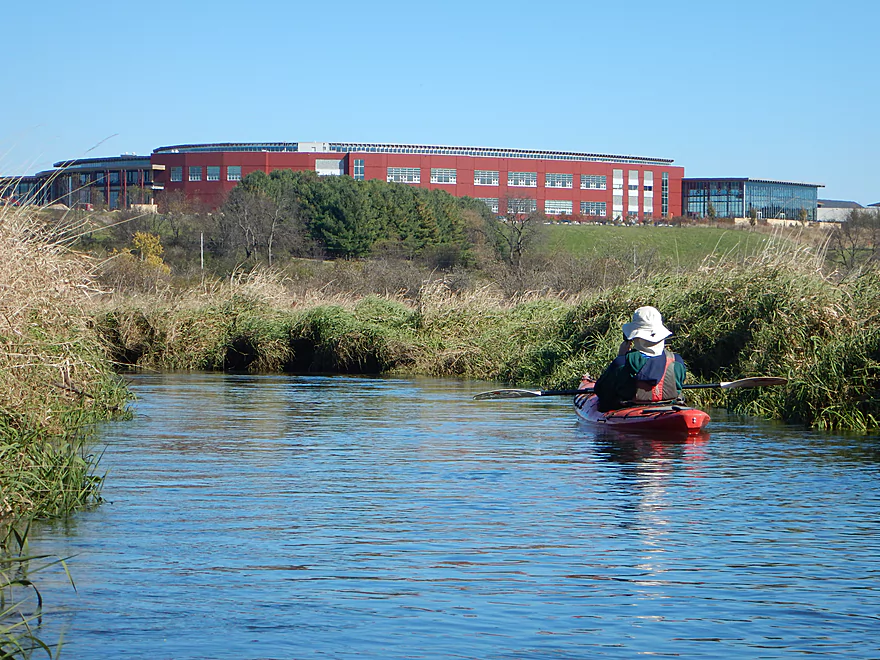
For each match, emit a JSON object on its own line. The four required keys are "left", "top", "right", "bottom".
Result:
{"left": 633, "top": 350, "right": 680, "bottom": 402}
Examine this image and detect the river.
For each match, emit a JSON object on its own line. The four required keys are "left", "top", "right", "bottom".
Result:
{"left": 26, "top": 373, "right": 880, "bottom": 658}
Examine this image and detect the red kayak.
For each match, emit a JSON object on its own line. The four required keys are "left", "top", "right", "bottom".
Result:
{"left": 574, "top": 379, "right": 710, "bottom": 434}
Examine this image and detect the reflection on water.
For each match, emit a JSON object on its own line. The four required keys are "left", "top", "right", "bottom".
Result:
{"left": 28, "top": 373, "right": 880, "bottom": 659}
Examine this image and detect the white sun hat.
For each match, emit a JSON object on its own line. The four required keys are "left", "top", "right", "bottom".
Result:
{"left": 622, "top": 306, "right": 672, "bottom": 342}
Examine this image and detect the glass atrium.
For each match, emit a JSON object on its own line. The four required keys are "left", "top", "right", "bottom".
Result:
{"left": 683, "top": 178, "right": 820, "bottom": 221}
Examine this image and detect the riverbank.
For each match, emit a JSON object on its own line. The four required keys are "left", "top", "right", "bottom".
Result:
{"left": 98, "top": 243, "right": 880, "bottom": 432}
{"left": 0, "top": 207, "right": 130, "bottom": 524}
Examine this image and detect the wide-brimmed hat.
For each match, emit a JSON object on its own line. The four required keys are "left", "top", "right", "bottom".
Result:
{"left": 622, "top": 306, "right": 672, "bottom": 342}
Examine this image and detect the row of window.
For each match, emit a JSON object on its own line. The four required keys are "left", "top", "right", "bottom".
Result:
{"left": 475, "top": 198, "right": 609, "bottom": 216}
{"left": 68, "top": 171, "right": 153, "bottom": 186}
{"left": 170, "top": 165, "right": 242, "bottom": 182}
{"left": 166, "top": 164, "right": 665, "bottom": 211}
{"left": 390, "top": 168, "right": 610, "bottom": 190}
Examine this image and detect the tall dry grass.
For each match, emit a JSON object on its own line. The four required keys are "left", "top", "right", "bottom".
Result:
{"left": 0, "top": 202, "right": 129, "bottom": 524}
{"left": 94, "top": 231, "right": 880, "bottom": 432}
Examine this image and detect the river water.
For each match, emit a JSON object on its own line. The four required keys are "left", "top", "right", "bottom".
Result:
{"left": 27, "top": 373, "right": 880, "bottom": 659}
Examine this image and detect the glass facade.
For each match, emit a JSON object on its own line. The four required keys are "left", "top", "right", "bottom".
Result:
{"left": 683, "top": 179, "right": 819, "bottom": 221}
{"left": 353, "top": 159, "right": 365, "bottom": 180}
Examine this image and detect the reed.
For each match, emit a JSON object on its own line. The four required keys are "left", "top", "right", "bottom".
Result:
{"left": 0, "top": 203, "right": 130, "bottom": 524}
{"left": 0, "top": 521, "right": 75, "bottom": 659}
{"left": 95, "top": 233, "right": 880, "bottom": 432}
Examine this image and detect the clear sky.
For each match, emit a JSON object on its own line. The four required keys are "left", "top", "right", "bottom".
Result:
{"left": 2, "top": 0, "right": 877, "bottom": 203}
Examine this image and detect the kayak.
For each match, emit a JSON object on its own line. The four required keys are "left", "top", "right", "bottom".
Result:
{"left": 574, "top": 379, "right": 710, "bottom": 434}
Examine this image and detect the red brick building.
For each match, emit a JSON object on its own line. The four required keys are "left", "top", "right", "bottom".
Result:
{"left": 152, "top": 141, "right": 684, "bottom": 221}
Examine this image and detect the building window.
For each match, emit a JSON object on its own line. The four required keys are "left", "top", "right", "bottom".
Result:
{"left": 581, "top": 201, "right": 607, "bottom": 216}
{"left": 207, "top": 166, "right": 220, "bottom": 182}
{"left": 628, "top": 170, "right": 639, "bottom": 191}
{"left": 612, "top": 169, "right": 624, "bottom": 191}
{"left": 474, "top": 170, "right": 499, "bottom": 186}
{"left": 353, "top": 159, "right": 365, "bottom": 180}
{"left": 189, "top": 166, "right": 202, "bottom": 182}
{"left": 662, "top": 172, "right": 669, "bottom": 216}
{"left": 80, "top": 174, "right": 90, "bottom": 186}
{"left": 430, "top": 168, "right": 456, "bottom": 184}
{"left": 170, "top": 167, "right": 182, "bottom": 182}
{"left": 126, "top": 171, "right": 140, "bottom": 185}
{"left": 477, "top": 198, "right": 499, "bottom": 214}
{"left": 227, "top": 166, "right": 241, "bottom": 181}
{"left": 613, "top": 194, "right": 624, "bottom": 218}
{"left": 545, "top": 173, "right": 572, "bottom": 189}
{"left": 507, "top": 198, "right": 536, "bottom": 214}
{"left": 628, "top": 195, "right": 639, "bottom": 214}
{"left": 581, "top": 175, "right": 607, "bottom": 190}
{"left": 508, "top": 171, "right": 537, "bottom": 187}
{"left": 387, "top": 167, "right": 420, "bottom": 184}
{"left": 544, "top": 200, "right": 573, "bottom": 215}
{"left": 109, "top": 191, "right": 120, "bottom": 209}
{"left": 109, "top": 171, "right": 120, "bottom": 185}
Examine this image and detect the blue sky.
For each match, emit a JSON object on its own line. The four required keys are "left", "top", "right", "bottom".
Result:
{"left": 2, "top": 0, "right": 877, "bottom": 203}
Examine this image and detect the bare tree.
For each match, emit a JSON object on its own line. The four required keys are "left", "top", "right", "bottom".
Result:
{"left": 491, "top": 196, "right": 547, "bottom": 271}
{"left": 827, "top": 209, "right": 880, "bottom": 276}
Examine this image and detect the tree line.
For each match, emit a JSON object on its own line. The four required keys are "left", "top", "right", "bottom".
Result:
{"left": 136, "top": 171, "right": 497, "bottom": 271}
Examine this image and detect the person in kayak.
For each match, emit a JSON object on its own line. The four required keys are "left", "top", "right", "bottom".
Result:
{"left": 593, "top": 306, "right": 687, "bottom": 412}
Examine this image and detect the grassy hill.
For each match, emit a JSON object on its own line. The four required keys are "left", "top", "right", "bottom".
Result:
{"left": 541, "top": 224, "right": 790, "bottom": 269}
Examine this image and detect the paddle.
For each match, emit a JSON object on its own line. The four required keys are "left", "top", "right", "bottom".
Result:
{"left": 473, "top": 377, "right": 787, "bottom": 400}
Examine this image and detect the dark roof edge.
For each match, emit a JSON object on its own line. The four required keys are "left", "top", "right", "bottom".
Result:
{"left": 683, "top": 177, "right": 824, "bottom": 188}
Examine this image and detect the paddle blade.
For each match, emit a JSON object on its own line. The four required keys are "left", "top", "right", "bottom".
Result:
{"left": 473, "top": 389, "right": 542, "bottom": 400}
{"left": 720, "top": 377, "right": 788, "bottom": 389}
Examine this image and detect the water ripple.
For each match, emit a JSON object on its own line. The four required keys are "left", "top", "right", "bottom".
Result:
{"left": 27, "top": 373, "right": 880, "bottom": 659}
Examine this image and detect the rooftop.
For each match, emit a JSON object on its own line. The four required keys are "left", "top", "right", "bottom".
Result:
{"left": 683, "top": 177, "right": 824, "bottom": 188}
{"left": 152, "top": 141, "right": 675, "bottom": 166}
{"left": 818, "top": 199, "right": 864, "bottom": 209}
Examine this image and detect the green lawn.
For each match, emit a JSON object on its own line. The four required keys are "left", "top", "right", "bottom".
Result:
{"left": 541, "top": 223, "right": 784, "bottom": 268}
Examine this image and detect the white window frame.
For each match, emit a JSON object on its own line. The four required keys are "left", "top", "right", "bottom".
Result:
{"left": 430, "top": 168, "right": 457, "bottom": 184}
{"left": 170, "top": 166, "right": 182, "bottom": 182}
{"left": 581, "top": 174, "right": 607, "bottom": 190}
{"left": 508, "top": 171, "right": 537, "bottom": 187}
{"left": 581, "top": 201, "right": 607, "bottom": 216}
{"left": 474, "top": 170, "right": 499, "bottom": 186}
{"left": 188, "top": 166, "right": 202, "bottom": 182}
{"left": 227, "top": 166, "right": 241, "bottom": 182}
{"left": 207, "top": 166, "right": 220, "bottom": 182}
{"left": 387, "top": 167, "right": 421, "bottom": 184}
{"left": 545, "top": 173, "right": 572, "bottom": 189}
{"left": 507, "top": 198, "right": 537, "bottom": 214}
{"left": 477, "top": 198, "right": 499, "bottom": 214}
{"left": 544, "top": 200, "right": 573, "bottom": 215}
